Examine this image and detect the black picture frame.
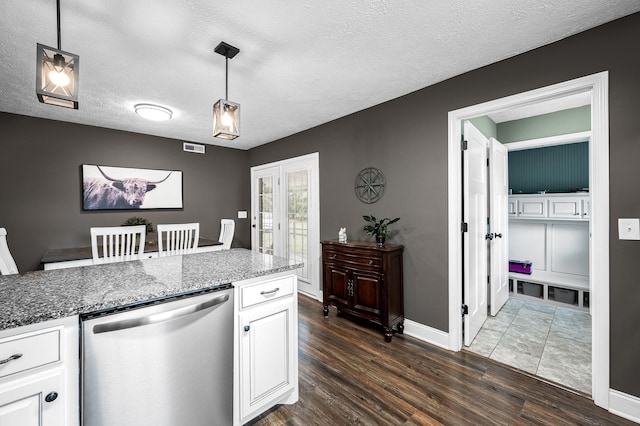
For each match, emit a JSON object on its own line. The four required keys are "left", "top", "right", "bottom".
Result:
{"left": 82, "top": 164, "right": 183, "bottom": 210}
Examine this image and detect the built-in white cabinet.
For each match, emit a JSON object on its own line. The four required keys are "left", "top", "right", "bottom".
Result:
{"left": 509, "top": 193, "right": 590, "bottom": 310}
{"left": 509, "top": 193, "right": 589, "bottom": 220}
{"left": 0, "top": 317, "right": 79, "bottom": 426}
{"left": 511, "top": 196, "right": 547, "bottom": 218}
{"left": 233, "top": 272, "right": 298, "bottom": 425}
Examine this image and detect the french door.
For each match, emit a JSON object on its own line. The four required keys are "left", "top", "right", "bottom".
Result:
{"left": 251, "top": 153, "right": 320, "bottom": 298}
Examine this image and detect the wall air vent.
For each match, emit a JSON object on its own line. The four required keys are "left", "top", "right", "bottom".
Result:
{"left": 183, "top": 142, "right": 205, "bottom": 154}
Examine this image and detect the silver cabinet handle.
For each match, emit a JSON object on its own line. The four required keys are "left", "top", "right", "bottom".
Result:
{"left": 93, "top": 293, "right": 229, "bottom": 334}
{"left": 260, "top": 287, "right": 280, "bottom": 295}
{"left": 0, "top": 353, "right": 22, "bottom": 365}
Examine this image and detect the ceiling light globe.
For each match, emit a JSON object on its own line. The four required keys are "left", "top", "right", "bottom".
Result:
{"left": 134, "top": 104, "right": 173, "bottom": 121}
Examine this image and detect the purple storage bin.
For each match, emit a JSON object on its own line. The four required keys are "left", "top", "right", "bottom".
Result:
{"left": 509, "top": 259, "right": 532, "bottom": 274}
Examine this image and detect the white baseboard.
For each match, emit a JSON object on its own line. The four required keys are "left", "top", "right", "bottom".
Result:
{"left": 403, "top": 319, "right": 450, "bottom": 349}
{"left": 610, "top": 389, "right": 640, "bottom": 424}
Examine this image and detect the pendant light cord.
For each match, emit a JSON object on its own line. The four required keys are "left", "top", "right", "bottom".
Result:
{"left": 56, "top": 0, "right": 61, "bottom": 50}
{"left": 225, "top": 56, "right": 229, "bottom": 100}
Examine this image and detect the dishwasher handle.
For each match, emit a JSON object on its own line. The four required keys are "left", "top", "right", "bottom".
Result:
{"left": 93, "top": 293, "right": 229, "bottom": 334}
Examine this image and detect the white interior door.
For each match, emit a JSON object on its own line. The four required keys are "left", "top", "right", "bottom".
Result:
{"left": 463, "top": 121, "right": 488, "bottom": 346}
{"left": 489, "top": 137, "right": 509, "bottom": 316}
{"left": 251, "top": 154, "right": 320, "bottom": 299}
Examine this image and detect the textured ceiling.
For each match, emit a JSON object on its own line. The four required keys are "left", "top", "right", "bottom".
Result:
{"left": 1, "top": 1, "right": 639, "bottom": 150}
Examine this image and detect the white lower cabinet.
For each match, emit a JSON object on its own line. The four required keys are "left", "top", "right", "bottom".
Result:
{"left": 0, "top": 369, "right": 63, "bottom": 425}
{"left": 234, "top": 272, "right": 298, "bottom": 425}
{"left": 0, "top": 317, "right": 79, "bottom": 426}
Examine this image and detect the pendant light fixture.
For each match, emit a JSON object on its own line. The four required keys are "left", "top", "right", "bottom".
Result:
{"left": 213, "top": 41, "right": 240, "bottom": 140}
{"left": 36, "top": 0, "right": 79, "bottom": 109}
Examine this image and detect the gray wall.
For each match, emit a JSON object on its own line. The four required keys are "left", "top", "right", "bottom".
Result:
{"left": 248, "top": 13, "right": 640, "bottom": 397}
{"left": 0, "top": 113, "right": 251, "bottom": 272}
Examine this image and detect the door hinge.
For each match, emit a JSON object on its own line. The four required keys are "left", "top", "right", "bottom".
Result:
{"left": 461, "top": 140, "right": 468, "bottom": 151}
{"left": 461, "top": 222, "right": 468, "bottom": 233}
{"left": 461, "top": 304, "right": 469, "bottom": 316}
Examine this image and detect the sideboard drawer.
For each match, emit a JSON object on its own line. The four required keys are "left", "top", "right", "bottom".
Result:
{"left": 240, "top": 275, "right": 295, "bottom": 309}
{"left": 324, "top": 248, "right": 382, "bottom": 269}
{"left": 0, "top": 328, "right": 60, "bottom": 379}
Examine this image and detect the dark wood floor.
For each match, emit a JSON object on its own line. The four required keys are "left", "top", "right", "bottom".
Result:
{"left": 248, "top": 294, "right": 633, "bottom": 426}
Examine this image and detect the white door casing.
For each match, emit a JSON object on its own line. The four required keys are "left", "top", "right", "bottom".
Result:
{"left": 448, "top": 72, "right": 609, "bottom": 408}
{"left": 250, "top": 153, "right": 321, "bottom": 300}
{"left": 463, "top": 121, "right": 488, "bottom": 346}
{"left": 489, "top": 137, "right": 509, "bottom": 316}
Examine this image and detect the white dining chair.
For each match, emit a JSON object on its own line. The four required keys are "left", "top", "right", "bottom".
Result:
{"left": 0, "top": 228, "right": 19, "bottom": 275}
{"left": 218, "top": 219, "right": 235, "bottom": 250}
{"left": 157, "top": 223, "right": 200, "bottom": 257}
{"left": 90, "top": 225, "right": 146, "bottom": 265}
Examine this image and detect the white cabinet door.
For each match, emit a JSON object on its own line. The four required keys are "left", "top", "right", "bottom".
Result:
{"left": 516, "top": 197, "right": 547, "bottom": 218}
{"left": 548, "top": 197, "right": 582, "bottom": 219}
{"left": 0, "top": 370, "right": 64, "bottom": 426}
{"left": 508, "top": 199, "right": 518, "bottom": 217}
{"left": 239, "top": 297, "right": 296, "bottom": 424}
{"left": 581, "top": 197, "right": 590, "bottom": 219}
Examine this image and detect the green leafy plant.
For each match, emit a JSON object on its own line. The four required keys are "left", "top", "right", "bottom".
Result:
{"left": 123, "top": 216, "right": 154, "bottom": 234}
{"left": 363, "top": 215, "right": 400, "bottom": 240}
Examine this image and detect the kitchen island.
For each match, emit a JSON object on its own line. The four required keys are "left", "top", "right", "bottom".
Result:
{"left": 0, "top": 249, "right": 301, "bottom": 425}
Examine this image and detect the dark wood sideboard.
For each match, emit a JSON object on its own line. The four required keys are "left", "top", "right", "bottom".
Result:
{"left": 321, "top": 240, "right": 404, "bottom": 342}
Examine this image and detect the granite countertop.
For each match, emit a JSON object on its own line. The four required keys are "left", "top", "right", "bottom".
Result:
{"left": 0, "top": 249, "right": 302, "bottom": 331}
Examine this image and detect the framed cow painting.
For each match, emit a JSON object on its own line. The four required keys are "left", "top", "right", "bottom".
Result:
{"left": 82, "top": 164, "right": 183, "bottom": 210}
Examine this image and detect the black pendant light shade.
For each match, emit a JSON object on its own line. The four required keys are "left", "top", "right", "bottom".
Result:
{"left": 36, "top": 0, "right": 79, "bottom": 109}
{"left": 213, "top": 41, "right": 240, "bottom": 140}
{"left": 36, "top": 44, "right": 79, "bottom": 109}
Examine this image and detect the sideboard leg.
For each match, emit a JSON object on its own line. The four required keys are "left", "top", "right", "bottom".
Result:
{"left": 384, "top": 328, "right": 393, "bottom": 342}
{"left": 397, "top": 321, "right": 404, "bottom": 335}
{"left": 323, "top": 305, "right": 329, "bottom": 317}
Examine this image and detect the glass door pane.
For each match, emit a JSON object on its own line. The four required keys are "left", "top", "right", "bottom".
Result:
{"left": 257, "top": 175, "right": 274, "bottom": 255}
{"left": 286, "top": 170, "right": 309, "bottom": 280}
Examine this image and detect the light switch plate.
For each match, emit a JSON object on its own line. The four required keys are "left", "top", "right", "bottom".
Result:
{"left": 618, "top": 218, "right": 640, "bottom": 240}
{"left": 238, "top": 211, "right": 247, "bottom": 219}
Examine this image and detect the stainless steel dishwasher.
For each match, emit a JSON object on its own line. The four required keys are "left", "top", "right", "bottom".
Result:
{"left": 81, "top": 285, "right": 233, "bottom": 426}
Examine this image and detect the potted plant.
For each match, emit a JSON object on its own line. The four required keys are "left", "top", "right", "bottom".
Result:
{"left": 363, "top": 215, "right": 400, "bottom": 245}
{"left": 122, "top": 216, "right": 154, "bottom": 234}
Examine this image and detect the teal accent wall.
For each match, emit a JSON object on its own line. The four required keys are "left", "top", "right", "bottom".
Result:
{"left": 508, "top": 142, "right": 589, "bottom": 193}
{"left": 498, "top": 105, "right": 591, "bottom": 143}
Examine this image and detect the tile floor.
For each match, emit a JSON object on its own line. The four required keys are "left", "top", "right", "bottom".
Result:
{"left": 466, "top": 297, "right": 592, "bottom": 394}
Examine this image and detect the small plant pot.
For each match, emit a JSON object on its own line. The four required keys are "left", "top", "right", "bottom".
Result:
{"left": 375, "top": 235, "right": 386, "bottom": 246}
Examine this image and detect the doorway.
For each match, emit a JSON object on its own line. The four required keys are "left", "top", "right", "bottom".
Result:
{"left": 466, "top": 121, "right": 592, "bottom": 393}
{"left": 447, "top": 72, "right": 610, "bottom": 409}
{"left": 250, "top": 153, "right": 321, "bottom": 299}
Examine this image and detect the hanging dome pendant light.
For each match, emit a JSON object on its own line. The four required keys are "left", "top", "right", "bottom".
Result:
{"left": 213, "top": 41, "right": 240, "bottom": 140}
{"left": 36, "top": 0, "right": 79, "bottom": 109}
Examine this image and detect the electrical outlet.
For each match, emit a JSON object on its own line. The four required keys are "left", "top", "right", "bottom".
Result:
{"left": 238, "top": 211, "right": 247, "bottom": 219}
{"left": 618, "top": 218, "right": 640, "bottom": 240}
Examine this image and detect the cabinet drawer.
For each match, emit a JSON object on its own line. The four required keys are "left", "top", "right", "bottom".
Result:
{"left": 0, "top": 328, "right": 60, "bottom": 379}
{"left": 241, "top": 276, "right": 295, "bottom": 309}
{"left": 324, "top": 249, "right": 382, "bottom": 268}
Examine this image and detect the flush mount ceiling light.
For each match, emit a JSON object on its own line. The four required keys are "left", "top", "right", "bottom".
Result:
{"left": 212, "top": 41, "right": 240, "bottom": 140}
{"left": 134, "top": 104, "right": 173, "bottom": 121}
{"left": 36, "top": 0, "right": 79, "bottom": 109}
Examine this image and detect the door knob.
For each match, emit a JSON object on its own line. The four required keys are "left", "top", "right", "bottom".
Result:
{"left": 494, "top": 233, "right": 502, "bottom": 238}
{"left": 244, "top": 325, "right": 250, "bottom": 332}
{"left": 45, "top": 392, "right": 58, "bottom": 403}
